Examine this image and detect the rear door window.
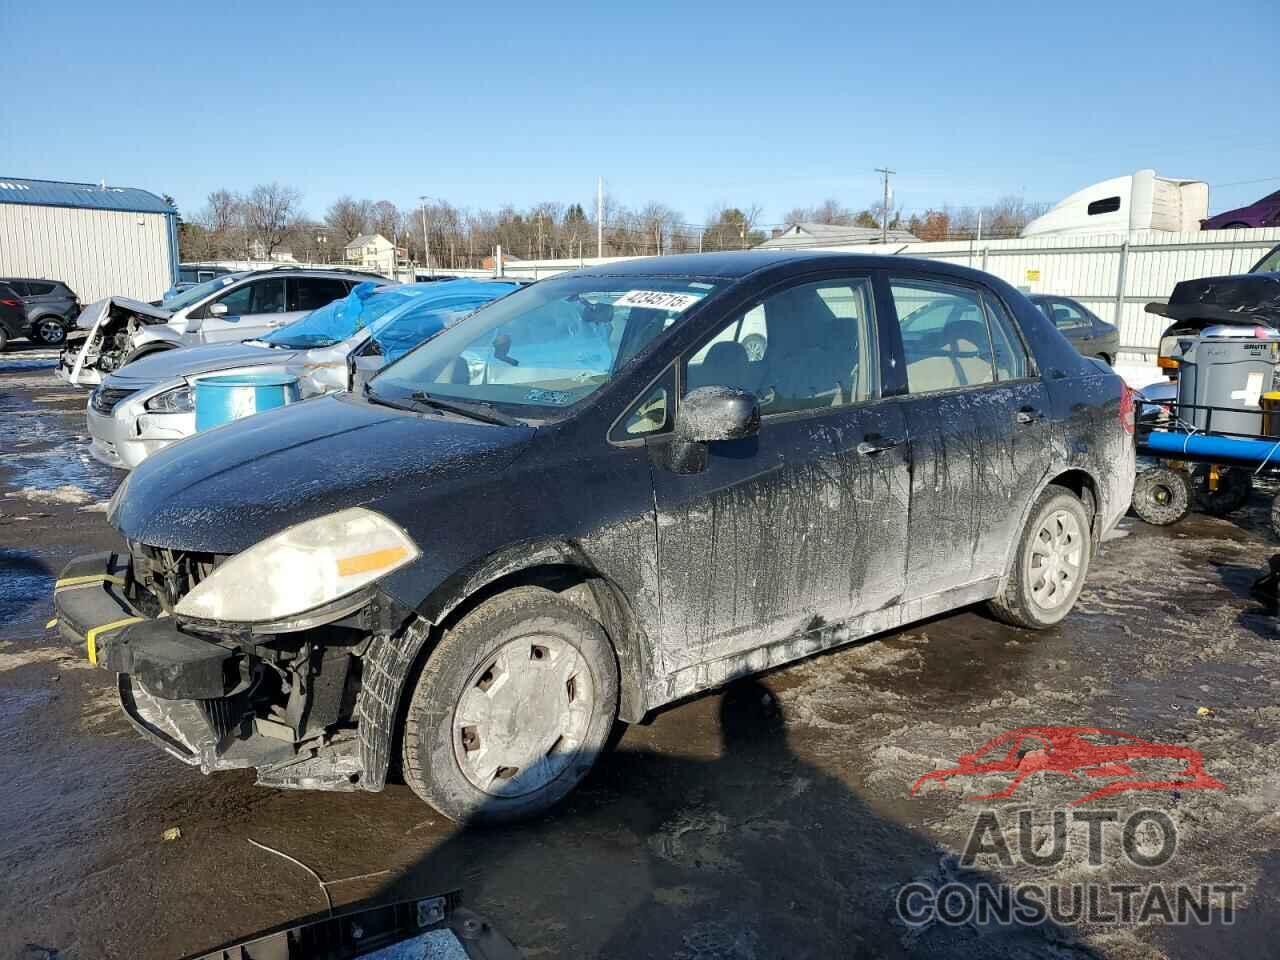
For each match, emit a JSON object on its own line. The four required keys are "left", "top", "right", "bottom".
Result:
{"left": 890, "top": 280, "right": 996, "bottom": 393}
{"left": 1047, "top": 299, "right": 1091, "bottom": 331}
{"left": 26, "top": 282, "right": 55, "bottom": 296}
{"left": 982, "top": 295, "right": 1030, "bottom": 380}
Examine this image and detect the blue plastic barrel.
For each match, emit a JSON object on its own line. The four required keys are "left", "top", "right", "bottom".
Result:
{"left": 194, "top": 372, "right": 301, "bottom": 432}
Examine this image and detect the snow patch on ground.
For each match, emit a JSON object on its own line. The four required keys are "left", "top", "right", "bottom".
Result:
{"left": 0, "top": 643, "right": 91, "bottom": 673}
{"left": 8, "top": 484, "right": 94, "bottom": 505}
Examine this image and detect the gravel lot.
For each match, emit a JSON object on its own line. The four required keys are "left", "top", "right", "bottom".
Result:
{"left": 3, "top": 343, "right": 1279, "bottom": 959}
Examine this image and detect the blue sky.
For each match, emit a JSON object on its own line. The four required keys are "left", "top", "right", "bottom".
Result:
{"left": 1, "top": 0, "right": 1275, "bottom": 225}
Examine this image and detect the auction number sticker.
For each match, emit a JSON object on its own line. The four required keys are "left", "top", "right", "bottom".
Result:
{"left": 615, "top": 290, "right": 704, "bottom": 312}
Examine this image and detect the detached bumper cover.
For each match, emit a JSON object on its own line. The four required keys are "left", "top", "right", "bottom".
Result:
{"left": 53, "top": 552, "right": 246, "bottom": 769}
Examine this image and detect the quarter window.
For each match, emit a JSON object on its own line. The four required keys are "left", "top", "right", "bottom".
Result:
{"left": 983, "top": 296, "right": 1030, "bottom": 380}
{"left": 891, "top": 280, "right": 995, "bottom": 393}
{"left": 686, "top": 277, "right": 875, "bottom": 414}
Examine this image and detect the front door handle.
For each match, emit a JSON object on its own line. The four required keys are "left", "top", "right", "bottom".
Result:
{"left": 1016, "top": 407, "right": 1044, "bottom": 424}
{"left": 857, "top": 435, "right": 903, "bottom": 455}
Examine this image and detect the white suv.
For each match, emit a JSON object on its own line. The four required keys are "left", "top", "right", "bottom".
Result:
{"left": 57, "top": 267, "right": 378, "bottom": 387}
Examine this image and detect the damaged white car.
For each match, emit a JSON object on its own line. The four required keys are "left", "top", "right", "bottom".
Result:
{"left": 86, "top": 279, "right": 521, "bottom": 469}
{"left": 57, "top": 268, "right": 375, "bottom": 387}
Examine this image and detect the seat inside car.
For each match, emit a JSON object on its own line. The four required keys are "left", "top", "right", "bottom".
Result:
{"left": 759, "top": 286, "right": 854, "bottom": 409}
{"left": 906, "top": 314, "right": 994, "bottom": 391}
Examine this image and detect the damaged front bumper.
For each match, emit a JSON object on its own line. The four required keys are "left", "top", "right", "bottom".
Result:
{"left": 53, "top": 550, "right": 404, "bottom": 792}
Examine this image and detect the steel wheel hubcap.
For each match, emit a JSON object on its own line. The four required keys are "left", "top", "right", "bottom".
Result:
{"left": 39, "top": 321, "right": 65, "bottom": 343}
{"left": 453, "top": 634, "right": 595, "bottom": 798}
{"left": 1027, "top": 508, "right": 1082, "bottom": 610}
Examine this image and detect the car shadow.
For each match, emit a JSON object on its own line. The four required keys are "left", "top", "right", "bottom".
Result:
{"left": 348, "top": 678, "right": 1101, "bottom": 959}
{"left": 0, "top": 550, "right": 55, "bottom": 627}
{"left": 1208, "top": 559, "right": 1279, "bottom": 640}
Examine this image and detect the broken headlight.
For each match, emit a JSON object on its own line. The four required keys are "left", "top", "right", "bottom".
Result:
{"left": 144, "top": 384, "right": 194, "bottom": 413}
{"left": 174, "top": 508, "right": 420, "bottom": 624}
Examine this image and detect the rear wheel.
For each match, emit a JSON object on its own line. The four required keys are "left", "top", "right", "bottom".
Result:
{"left": 33, "top": 318, "right": 67, "bottom": 346}
{"left": 1131, "top": 467, "right": 1192, "bottom": 526}
{"left": 401, "top": 586, "right": 619, "bottom": 823}
{"left": 989, "top": 485, "right": 1092, "bottom": 629}
{"left": 1191, "top": 464, "right": 1252, "bottom": 516}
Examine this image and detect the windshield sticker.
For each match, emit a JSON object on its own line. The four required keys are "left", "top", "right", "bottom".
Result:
{"left": 614, "top": 290, "right": 704, "bottom": 312}
{"left": 526, "top": 388, "right": 574, "bottom": 405}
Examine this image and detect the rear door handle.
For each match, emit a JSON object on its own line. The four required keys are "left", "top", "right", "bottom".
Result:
{"left": 1016, "top": 407, "right": 1044, "bottom": 424}
{"left": 857, "top": 435, "right": 903, "bottom": 455}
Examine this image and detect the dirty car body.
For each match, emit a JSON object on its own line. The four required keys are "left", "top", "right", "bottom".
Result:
{"left": 84, "top": 279, "right": 521, "bottom": 469}
{"left": 56, "top": 251, "right": 1135, "bottom": 819}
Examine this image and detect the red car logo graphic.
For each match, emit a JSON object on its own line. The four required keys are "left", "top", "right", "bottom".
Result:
{"left": 911, "top": 726, "right": 1224, "bottom": 805}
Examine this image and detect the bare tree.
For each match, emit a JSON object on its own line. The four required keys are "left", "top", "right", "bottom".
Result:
{"left": 325, "top": 196, "right": 374, "bottom": 243}
{"left": 243, "top": 183, "right": 302, "bottom": 257}
{"left": 194, "top": 189, "right": 244, "bottom": 258}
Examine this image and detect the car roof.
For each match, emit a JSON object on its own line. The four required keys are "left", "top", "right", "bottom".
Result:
{"left": 570, "top": 250, "right": 992, "bottom": 284}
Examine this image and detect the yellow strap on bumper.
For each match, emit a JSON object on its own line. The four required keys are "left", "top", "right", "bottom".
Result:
{"left": 86, "top": 616, "right": 145, "bottom": 665}
{"left": 55, "top": 574, "right": 126, "bottom": 592}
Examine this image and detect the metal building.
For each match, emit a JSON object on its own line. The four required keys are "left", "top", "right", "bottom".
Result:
{"left": 0, "top": 176, "right": 178, "bottom": 303}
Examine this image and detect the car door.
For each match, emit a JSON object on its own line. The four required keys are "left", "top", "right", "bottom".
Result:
{"left": 884, "top": 274, "right": 1049, "bottom": 599}
{"left": 646, "top": 273, "right": 911, "bottom": 673}
{"left": 1047, "top": 297, "right": 1095, "bottom": 354}
{"left": 196, "top": 277, "right": 287, "bottom": 342}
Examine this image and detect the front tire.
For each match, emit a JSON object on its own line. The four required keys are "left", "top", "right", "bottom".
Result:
{"left": 1132, "top": 467, "right": 1192, "bottom": 526}
{"left": 401, "top": 586, "right": 619, "bottom": 823}
{"left": 988, "top": 485, "right": 1092, "bottom": 629}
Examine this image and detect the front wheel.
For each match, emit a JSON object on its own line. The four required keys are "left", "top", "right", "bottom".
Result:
{"left": 401, "top": 586, "right": 619, "bottom": 823}
{"left": 988, "top": 485, "right": 1092, "bottom": 629}
{"left": 1132, "top": 467, "right": 1192, "bottom": 526}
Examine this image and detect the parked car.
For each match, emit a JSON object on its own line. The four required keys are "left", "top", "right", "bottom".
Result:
{"left": 1028, "top": 295, "right": 1120, "bottom": 364}
{"left": 1147, "top": 248, "right": 1280, "bottom": 374}
{"left": 54, "top": 252, "right": 1135, "bottom": 823}
{"left": 86, "top": 279, "right": 522, "bottom": 469}
{"left": 57, "top": 266, "right": 382, "bottom": 388}
{"left": 0, "top": 277, "right": 81, "bottom": 346}
{"left": 1201, "top": 190, "right": 1280, "bottom": 231}
{"left": 160, "top": 264, "right": 237, "bottom": 302}
{"left": 0, "top": 282, "right": 30, "bottom": 351}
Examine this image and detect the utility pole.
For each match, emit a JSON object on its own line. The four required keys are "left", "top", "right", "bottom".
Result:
{"left": 875, "top": 167, "right": 895, "bottom": 244}
{"left": 418, "top": 196, "right": 431, "bottom": 276}
{"left": 596, "top": 176, "right": 603, "bottom": 258}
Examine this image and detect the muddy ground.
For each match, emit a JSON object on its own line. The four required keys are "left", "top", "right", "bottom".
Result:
{"left": 3, "top": 343, "right": 1279, "bottom": 959}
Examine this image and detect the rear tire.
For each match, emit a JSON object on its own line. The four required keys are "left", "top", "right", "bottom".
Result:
{"left": 33, "top": 318, "right": 67, "bottom": 346}
{"left": 401, "top": 585, "right": 619, "bottom": 823}
{"left": 988, "top": 485, "right": 1092, "bottom": 630}
{"left": 1191, "top": 464, "right": 1251, "bottom": 516}
{"left": 1131, "top": 467, "right": 1192, "bottom": 526}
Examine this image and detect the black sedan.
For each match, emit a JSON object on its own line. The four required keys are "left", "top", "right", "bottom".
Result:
{"left": 1030, "top": 294, "right": 1120, "bottom": 364}
{"left": 54, "top": 252, "right": 1135, "bottom": 823}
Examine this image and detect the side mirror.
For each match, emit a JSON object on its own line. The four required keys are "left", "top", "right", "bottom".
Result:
{"left": 208, "top": 303, "right": 228, "bottom": 317}
{"left": 667, "top": 386, "right": 760, "bottom": 474}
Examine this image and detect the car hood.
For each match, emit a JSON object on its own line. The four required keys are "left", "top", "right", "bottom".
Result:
{"left": 1147, "top": 273, "right": 1280, "bottom": 325}
{"left": 76, "top": 296, "right": 172, "bottom": 331}
{"left": 104, "top": 341, "right": 297, "bottom": 388}
{"left": 111, "top": 393, "right": 536, "bottom": 554}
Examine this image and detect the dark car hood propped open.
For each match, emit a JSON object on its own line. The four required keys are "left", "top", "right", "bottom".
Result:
{"left": 1146, "top": 272, "right": 1280, "bottom": 325}
{"left": 112, "top": 393, "right": 536, "bottom": 553}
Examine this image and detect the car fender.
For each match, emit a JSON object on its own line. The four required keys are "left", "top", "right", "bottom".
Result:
{"left": 130, "top": 324, "right": 186, "bottom": 351}
{"left": 995, "top": 457, "right": 1106, "bottom": 593}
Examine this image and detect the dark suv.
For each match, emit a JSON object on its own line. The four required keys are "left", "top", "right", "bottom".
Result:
{"left": 0, "top": 277, "right": 80, "bottom": 346}
{"left": 54, "top": 252, "right": 1135, "bottom": 823}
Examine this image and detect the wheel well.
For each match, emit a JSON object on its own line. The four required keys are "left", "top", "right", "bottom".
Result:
{"left": 1047, "top": 469, "right": 1100, "bottom": 537}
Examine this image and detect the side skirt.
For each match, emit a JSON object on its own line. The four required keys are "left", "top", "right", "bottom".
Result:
{"left": 644, "top": 578, "right": 1000, "bottom": 709}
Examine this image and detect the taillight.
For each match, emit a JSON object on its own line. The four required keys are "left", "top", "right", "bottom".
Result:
{"left": 1119, "top": 382, "right": 1135, "bottom": 434}
{"left": 0, "top": 298, "right": 19, "bottom": 307}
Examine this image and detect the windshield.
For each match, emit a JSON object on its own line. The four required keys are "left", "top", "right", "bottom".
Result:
{"left": 160, "top": 274, "right": 242, "bottom": 312}
{"left": 260, "top": 282, "right": 407, "bottom": 348}
{"left": 370, "top": 275, "right": 725, "bottom": 415}
{"left": 1253, "top": 245, "right": 1280, "bottom": 274}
